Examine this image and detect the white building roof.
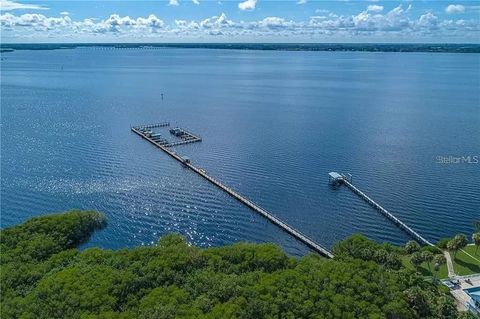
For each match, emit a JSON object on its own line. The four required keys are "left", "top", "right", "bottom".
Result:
{"left": 328, "top": 172, "right": 343, "bottom": 180}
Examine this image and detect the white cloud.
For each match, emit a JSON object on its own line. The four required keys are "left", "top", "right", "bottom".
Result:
{"left": 367, "top": 5, "right": 383, "bottom": 13}
{"left": 418, "top": 12, "right": 439, "bottom": 29}
{"left": 0, "top": 0, "right": 47, "bottom": 11}
{"left": 238, "top": 0, "right": 256, "bottom": 11}
{"left": 1, "top": 13, "right": 69, "bottom": 29}
{"left": 1, "top": 8, "right": 478, "bottom": 40}
{"left": 175, "top": 19, "right": 199, "bottom": 32}
{"left": 136, "top": 14, "right": 164, "bottom": 28}
{"left": 200, "top": 12, "right": 234, "bottom": 31}
{"left": 168, "top": 0, "right": 179, "bottom": 6}
{"left": 60, "top": 11, "right": 69, "bottom": 16}
{"left": 347, "top": 5, "right": 411, "bottom": 32}
{"left": 445, "top": 4, "right": 465, "bottom": 14}
{"left": 297, "top": 0, "right": 307, "bottom": 5}
{"left": 192, "top": 0, "right": 200, "bottom": 4}
{"left": 0, "top": 13, "right": 164, "bottom": 33}
{"left": 258, "top": 16, "right": 296, "bottom": 29}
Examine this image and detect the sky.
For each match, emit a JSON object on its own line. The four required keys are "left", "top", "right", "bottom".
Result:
{"left": 0, "top": 0, "right": 479, "bottom": 43}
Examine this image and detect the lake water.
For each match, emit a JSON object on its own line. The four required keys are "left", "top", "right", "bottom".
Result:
{"left": 1, "top": 48, "right": 479, "bottom": 255}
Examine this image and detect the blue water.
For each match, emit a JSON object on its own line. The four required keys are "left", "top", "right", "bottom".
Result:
{"left": 1, "top": 48, "right": 479, "bottom": 255}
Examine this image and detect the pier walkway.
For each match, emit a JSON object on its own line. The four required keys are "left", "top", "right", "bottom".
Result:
{"left": 164, "top": 139, "right": 203, "bottom": 147}
{"left": 136, "top": 122, "right": 170, "bottom": 129}
{"left": 132, "top": 126, "right": 334, "bottom": 258}
{"left": 330, "top": 172, "right": 433, "bottom": 246}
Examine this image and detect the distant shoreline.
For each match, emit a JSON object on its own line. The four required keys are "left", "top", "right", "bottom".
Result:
{"left": 1, "top": 43, "right": 479, "bottom": 53}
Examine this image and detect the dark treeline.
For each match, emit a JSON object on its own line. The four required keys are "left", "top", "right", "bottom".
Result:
{"left": 0, "top": 210, "right": 475, "bottom": 318}
{"left": 1, "top": 43, "right": 480, "bottom": 53}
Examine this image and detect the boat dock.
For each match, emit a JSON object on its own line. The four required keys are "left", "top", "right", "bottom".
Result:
{"left": 329, "top": 172, "right": 433, "bottom": 246}
{"left": 136, "top": 122, "right": 171, "bottom": 129}
{"left": 133, "top": 124, "right": 203, "bottom": 148}
{"left": 166, "top": 127, "right": 202, "bottom": 147}
{"left": 131, "top": 124, "right": 334, "bottom": 258}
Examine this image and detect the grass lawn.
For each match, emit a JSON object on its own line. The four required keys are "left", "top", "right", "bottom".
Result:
{"left": 451, "top": 244, "right": 480, "bottom": 276}
{"left": 401, "top": 255, "right": 449, "bottom": 279}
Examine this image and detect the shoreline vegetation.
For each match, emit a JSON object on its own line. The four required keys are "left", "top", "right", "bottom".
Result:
{"left": 1, "top": 43, "right": 480, "bottom": 53}
{"left": 1, "top": 210, "right": 478, "bottom": 319}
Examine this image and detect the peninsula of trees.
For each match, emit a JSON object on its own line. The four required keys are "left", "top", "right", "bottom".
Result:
{"left": 0, "top": 210, "right": 476, "bottom": 319}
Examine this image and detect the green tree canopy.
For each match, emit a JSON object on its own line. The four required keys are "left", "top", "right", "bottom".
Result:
{"left": 410, "top": 252, "right": 423, "bottom": 269}
{"left": 472, "top": 233, "right": 480, "bottom": 254}
{"left": 447, "top": 234, "right": 468, "bottom": 257}
{"left": 434, "top": 254, "right": 446, "bottom": 268}
{"left": 0, "top": 211, "right": 468, "bottom": 319}
{"left": 421, "top": 251, "right": 434, "bottom": 272}
{"left": 332, "top": 233, "right": 402, "bottom": 269}
{"left": 405, "top": 240, "right": 421, "bottom": 254}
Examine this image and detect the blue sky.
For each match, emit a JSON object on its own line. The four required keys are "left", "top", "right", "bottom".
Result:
{"left": 1, "top": 0, "right": 479, "bottom": 43}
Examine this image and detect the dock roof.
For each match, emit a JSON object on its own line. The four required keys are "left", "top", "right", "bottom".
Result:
{"left": 328, "top": 172, "right": 342, "bottom": 180}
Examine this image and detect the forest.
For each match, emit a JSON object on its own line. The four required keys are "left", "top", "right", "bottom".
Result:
{"left": 0, "top": 210, "right": 475, "bottom": 319}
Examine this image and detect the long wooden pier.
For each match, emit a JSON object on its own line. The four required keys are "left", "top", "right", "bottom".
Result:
{"left": 132, "top": 126, "right": 334, "bottom": 258}
{"left": 330, "top": 172, "right": 433, "bottom": 246}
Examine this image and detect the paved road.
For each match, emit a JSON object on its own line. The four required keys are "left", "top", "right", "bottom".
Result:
{"left": 444, "top": 251, "right": 456, "bottom": 278}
